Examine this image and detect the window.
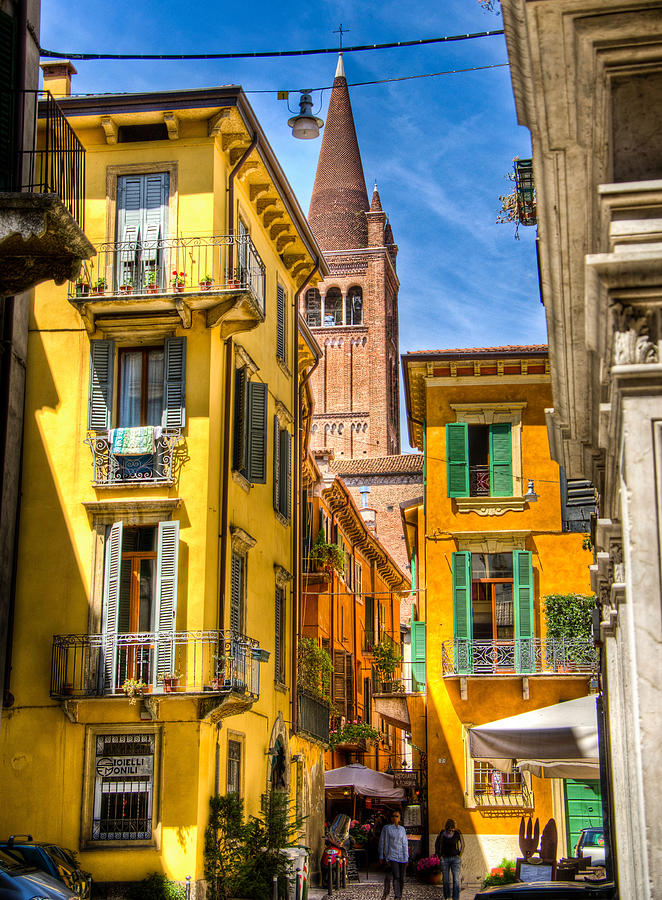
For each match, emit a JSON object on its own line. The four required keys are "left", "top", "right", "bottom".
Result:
{"left": 447, "top": 423, "right": 512, "bottom": 498}
{"left": 276, "top": 284, "right": 287, "bottom": 363}
{"left": 344, "top": 544, "right": 353, "bottom": 589}
{"left": 233, "top": 366, "right": 268, "bottom": 484}
{"left": 462, "top": 724, "right": 532, "bottom": 810}
{"left": 274, "top": 584, "right": 285, "bottom": 683}
{"left": 102, "top": 521, "right": 179, "bottom": 691}
{"left": 452, "top": 550, "right": 534, "bottom": 674}
{"left": 354, "top": 559, "right": 362, "bottom": 598}
{"left": 324, "top": 288, "right": 343, "bottom": 326}
{"left": 91, "top": 732, "right": 155, "bottom": 842}
{"left": 116, "top": 172, "right": 169, "bottom": 292}
{"left": 227, "top": 738, "right": 242, "bottom": 795}
{"left": 273, "top": 415, "right": 292, "bottom": 521}
{"left": 305, "top": 288, "right": 321, "bottom": 327}
{"left": 333, "top": 649, "right": 354, "bottom": 719}
{"left": 364, "top": 595, "right": 375, "bottom": 650}
{"left": 410, "top": 620, "right": 426, "bottom": 691}
{"left": 345, "top": 287, "right": 362, "bottom": 325}
{"left": 560, "top": 468, "right": 596, "bottom": 533}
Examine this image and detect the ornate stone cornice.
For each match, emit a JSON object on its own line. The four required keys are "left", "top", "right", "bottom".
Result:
{"left": 83, "top": 498, "right": 181, "bottom": 526}
{"left": 274, "top": 565, "right": 293, "bottom": 588}
{"left": 275, "top": 400, "right": 294, "bottom": 427}
{"left": 230, "top": 525, "right": 257, "bottom": 555}
{"left": 234, "top": 343, "right": 259, "bottom": 375}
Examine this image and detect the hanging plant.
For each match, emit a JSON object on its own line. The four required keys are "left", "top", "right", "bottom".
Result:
{"left": 328, "top": 720, "right": 381, "bottom": 749}
{"left": 309, "top": 533, "right": 344, "bottom": 574}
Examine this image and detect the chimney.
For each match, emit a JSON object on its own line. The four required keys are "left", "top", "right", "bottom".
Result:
{"left": 40, "top": 60, "right": 77, "bottom": 98}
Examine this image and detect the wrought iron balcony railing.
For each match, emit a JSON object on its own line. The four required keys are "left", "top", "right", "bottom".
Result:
{"left": 0, "top": 91, "right": 86, "bottom": 229}
{"left": 441, "top": 638, "right": 597, "bottom": 676}
{"left": 297, "top": 689, "right": 331, "bottom": 743}
{"left": 85, "top": 428, "right": 183, "bottom": 486}
{"left": 51, "top": 630, "right": 262, "bottom": 699}
{"left": 71, "top": 234, "right": 266, "bottom": 315}
{"left": 469, "top": 465, "right": 491, "bottom": 496}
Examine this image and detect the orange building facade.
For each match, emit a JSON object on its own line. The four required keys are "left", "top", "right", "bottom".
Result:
{"left": 402, "top": 346, "right": 597, "bottom": 887}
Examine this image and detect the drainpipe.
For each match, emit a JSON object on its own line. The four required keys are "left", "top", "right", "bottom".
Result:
{"left": 292, "top": 261, "right": 320, "bottom": 733}
{"left": 227, "top": 133, "right": 258, "bottom": 276}
{"left": 218, "top": 336, "right": 234, "bottom": 630}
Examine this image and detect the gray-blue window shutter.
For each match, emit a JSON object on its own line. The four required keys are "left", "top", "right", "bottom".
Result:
{"left": 230, "top": 553, "right": 243, "bottom": 634}
{"left": 280, "top": 428, "right": 291, "bottom": 521}
{"left": 162, "top": 336, "right": 186, "bottom": 427}
{"left": 154, "top": 520, "right": 179, "bottom": 685}
{"left": 233, "top": 367, "right": 248, "bottom": 473}
{"left": 102, "top": 521, "right": 123, "bottom": 692}
{"left": 247, "top": 381, "right": 268, "bottom": 484}
{"left": 88, "top": 340, "right": 115, "bottom": 431}
{"left": 273, "top": 415, "right": 280, "bottom": 511}
{"left": 276, "top": 284, "right": 286, "bottom": 361}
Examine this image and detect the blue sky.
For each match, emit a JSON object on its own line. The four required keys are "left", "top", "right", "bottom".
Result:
{"left": 41, "top": 0, "right": 545, "bottom": 447}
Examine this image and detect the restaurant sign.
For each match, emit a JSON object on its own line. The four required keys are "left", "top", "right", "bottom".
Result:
{"left": 393, "top": 770, "right": 418, "bottom": 788}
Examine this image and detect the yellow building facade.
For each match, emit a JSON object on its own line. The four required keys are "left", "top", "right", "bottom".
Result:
{"left": 402, "top": 347, "right": 597, "bottom": 887}
{"left": 0, "top": 66, "right": 328, "bottom": 893}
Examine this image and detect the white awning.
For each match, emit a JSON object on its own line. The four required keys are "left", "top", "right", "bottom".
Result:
{"left": 469, "top": 695, "right": 599, "bottom": 778}
{"left": 324, "top": 763, "right": 405, "bottom": 800}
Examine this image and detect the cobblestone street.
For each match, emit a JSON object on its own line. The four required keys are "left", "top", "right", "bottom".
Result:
{"left": 309, "top": 872, "right": 477, "bottom": 900}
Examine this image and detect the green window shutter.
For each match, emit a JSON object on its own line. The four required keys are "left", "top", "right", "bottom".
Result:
{"left": 247, "top": 381, "right": 268, "bottom": 484}
{"left": 276, "top": 284, "right": 286, "bottom": 361}
{"left": 233, "top": 367, "right": 248, "bottom": 473}
{"left": 154, "top": 520, "right": 179, "bottom": 683}
{"left": 273, "top": 416, "right": 280, "bottom": 512}
{"left": 279, "top": 427, "right": 291, "bottom": 521}
{"left": 514, "top": 550, "right": 534, "bottom": 673}
{"left": 162, "top": 336, "right": 186, "bottom": 428}
{"left": 88, "top": 340, "right": 115, "bottom": 431}
{"left": 230, "top": 553, "right": 243, "bottom": 635}
{"left": 447, "top": 423, "right": 469, "bottom": 497}
{"left": 452, "top": 551, "right": 473, "bottom": 674}
{"left": 102, "top": 521, "right": 123, "bottom": 691}
{"left": 489, "top": 423, "right": 513, "bottom": 496}
{"left": 0, "top": 10, "right": 17, "bottom": 191}
{"left": 410, "top": 555, "right": 417, "bottom": 592}
{"left": 411, "top": 621, "right": 426, "bottom": 690}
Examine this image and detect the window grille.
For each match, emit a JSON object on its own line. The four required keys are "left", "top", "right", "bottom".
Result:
{"left": 92, "top": 733, "right": 154, "bottom": 842}
{"left": 227, "top": 739, "right": 242, "bottom": 795}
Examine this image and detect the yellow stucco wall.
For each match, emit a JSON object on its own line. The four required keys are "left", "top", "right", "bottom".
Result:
{"left": 0, "top": 96, "right": 323, "bottom": 886}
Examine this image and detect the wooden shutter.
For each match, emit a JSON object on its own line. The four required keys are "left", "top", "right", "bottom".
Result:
{"left": 0, "top": 10, "right": 16, "bottom": 191}
{"left": 88, "top": 340, "right": 115, "bottom": 431}
{"left": 233, "top": 367, "right": 248, "bottom": 473}
{"left": 411, "top": 621, "right": 426, "bottom": 690}
{"left": 333, "top": 649, "right": 347, "bottom": 716}
{"left": 276, "top": 284, "right": 286, "bottom": 361}
{"left": 274, "top": 586, "right": 284, "bottom": 682}
{"left": 273, "top": 416, "right": 280, "bottom": 511}
{"left": 365, "top": 595, "right": 375, "bottom": 648}
{"left": 154, "top": 520, "right": 179, "bottom": 683}
{"left": 345, "top": 652, "right": 355, "bottom": 720}
{"left": 489, "top": 423, "right": 513, "bottom": 496}
{"left": 279, "top": 427, "right": 291, "bottom": 521}
{"left": 452, "top": 551, "right": 473, "bottom": 674}
{"left": 447, "top": 423, "right": 469, "bottom": 497}
{"left": 514, "top": 550, "right": 534, "bottom": 673}
{"left": 117, "top": 173, "right": 169, "bottom": 288}
{"left": 247, "top": 381, "right": 268, "bottom": 484}
{"left": 162, "top": 336, "right": 186, "bottom": 427}
{"left": 230, "top": 553, "right": 243, "bottom": 634}
{"left": 102, "top": 521, "right": 123, "bottom": 692}
{"left": 355, "top": 561, "right": 362, "bottom": 597}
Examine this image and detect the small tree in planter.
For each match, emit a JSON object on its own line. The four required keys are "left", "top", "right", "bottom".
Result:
{"left": 309, "top": 532, "right": 344, "bottom": 575}
{"left": 373, "top": 638, "right": 402, "bottom": 690}
{"left": 543, "top": 593, "right": 595, "bottom": 669}
{"left": 328, "top": 720, "right": 381, "bottom": 749}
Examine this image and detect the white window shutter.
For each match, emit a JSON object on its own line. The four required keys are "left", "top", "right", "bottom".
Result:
{"left": 88, "top": 340, "right": 114, "bottom": 431}
{"left": 162, "top": 336, "right": 186, "bottom": 428}
{"left": 154, "top": 520, "right": 179, "bottom": 684}
{"left": 102, "top": 521, "right": 123, "bottom": 692}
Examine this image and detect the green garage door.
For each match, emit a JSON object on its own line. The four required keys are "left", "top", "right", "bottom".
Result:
{"left": 564, "top": 779, "right": 603, "bottom": 855}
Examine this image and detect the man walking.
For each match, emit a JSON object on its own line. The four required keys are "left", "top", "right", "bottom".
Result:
{"left": 378, "top": 810, "right": 409, "bottom": 899}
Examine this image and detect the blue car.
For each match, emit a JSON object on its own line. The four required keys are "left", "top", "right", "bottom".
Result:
{"left": 0, "top": 839, "right": 90, "bottom": 900}
{"left": 0, "top": 847, "right": 77, "bottom": 899}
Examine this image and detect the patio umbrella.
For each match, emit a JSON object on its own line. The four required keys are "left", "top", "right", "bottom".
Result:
{"left": 324, "top": 763, "right": 406, "bottom": 800}
{"left": 469, "top": 694, "right": 600, "bottom": 778}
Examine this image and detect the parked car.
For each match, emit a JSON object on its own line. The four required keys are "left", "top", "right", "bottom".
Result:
{"left": 574, "top": 827, "right": 607, "bottom": 866}
{"left": 0, "top": 838, "right": 90, "bottom": 899}
{"left": 0, "top": 846, "right": 77, "bottom": 899}
{"left": 474, "top": 881, "right": 616, "bottom": 899}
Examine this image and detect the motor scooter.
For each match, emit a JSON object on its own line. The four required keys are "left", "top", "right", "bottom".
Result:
{"left": 321, "top": 815, "right": 350, "bottom": 887}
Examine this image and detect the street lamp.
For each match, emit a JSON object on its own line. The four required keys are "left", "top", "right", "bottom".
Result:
{"left": 288, "top": 90, "right": 324, "bottom": 140}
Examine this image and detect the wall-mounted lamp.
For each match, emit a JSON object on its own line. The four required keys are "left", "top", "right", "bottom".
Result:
{"left": 288, "top": 90, "right": 324, "bottom": 140}
{"left": 291, "top": 754, "right": 302, "bottom": 762}
{"left": 524, "top": 479, "right": 538, "bottom": 503}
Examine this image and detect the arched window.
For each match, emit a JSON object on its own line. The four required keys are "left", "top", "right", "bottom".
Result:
{"left": 345, "top": 286, "right": 362, "bottom": 325}
{"left": 324, "top": 288, "right": 343, "bottom": 326}
{"left": 305, "top": 288, "right": 321, "bottom": 327}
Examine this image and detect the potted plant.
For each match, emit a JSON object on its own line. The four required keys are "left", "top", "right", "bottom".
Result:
{"left": 75, "top": 277, "right": 89, "bottom": 297}
{"left": 416, "top": 856, "right": 443, "bottom": 884}
{"left": 199, "top": 273, "right": 213, "bottom": 291}
{"left": 373, "top": 638, "right": 402, "bottom": 691}
{"left": 119, "top": 275, "right": 133, "bottom": 294}
{"left": 309, "top": 532, "right": 345, "bottom": 575}
{"left": 158, "top": 671, "right": 181, "bottom": 693}
{"left": 145, "top": 269, "right": 159, "bottom": 294}
{"left": 121, "top": 677, "right": 147, "bottom": 705}
{"left": 171, "top": 270, "right": 186, "bottom": 292}
{"left": 481, "top": 859, "right": 517, "bottom": 888}
{"left": 328, "top": 719, "right": 380, "bottom": 750}
{"left": 92, "top": 276, "right": 106, "bottom": 295}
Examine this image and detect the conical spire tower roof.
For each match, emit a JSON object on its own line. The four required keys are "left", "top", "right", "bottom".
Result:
{"left": 308, "top": 54, "right": 369, "bottom": 251}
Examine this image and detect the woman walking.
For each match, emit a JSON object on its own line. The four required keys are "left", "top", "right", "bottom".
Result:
{"left": 434, "top": 818, "right": 464, "bottom": 900}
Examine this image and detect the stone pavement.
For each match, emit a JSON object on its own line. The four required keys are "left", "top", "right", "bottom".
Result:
{"left": 308, "top": 871, "right": 478, "bottom": 900}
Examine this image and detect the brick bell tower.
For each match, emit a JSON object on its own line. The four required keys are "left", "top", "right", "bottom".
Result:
{"left": 303, "top": 54, "right": 400, "bottom": 457}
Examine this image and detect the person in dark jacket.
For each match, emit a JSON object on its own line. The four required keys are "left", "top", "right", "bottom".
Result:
{"left": 434, "top": 819, "right": 464, "bottom": 900}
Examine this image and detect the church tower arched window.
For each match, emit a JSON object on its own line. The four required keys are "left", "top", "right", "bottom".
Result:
{"left": 346, "top": 286, "right": 363, "bottom": 325}
{"left": 305, "top": 289, "right": 321, "bottom": 327}
{"left": 324, "top": 288, "right": 343, "bottom": 326}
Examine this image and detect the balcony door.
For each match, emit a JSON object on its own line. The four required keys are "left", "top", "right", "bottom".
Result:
{"left": 118, "top": 527, "right": 157, "bottom": 684}
{"left": 116, "top": 172, "right": 169, "bottom": 292}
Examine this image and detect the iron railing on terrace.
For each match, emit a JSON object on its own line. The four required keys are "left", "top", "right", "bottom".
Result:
{"left": 474, "top": 761, "right": 534, "bottom": 810}
{"left": 51, "top": 630, "right": 262, "bottom": 699}
{"left": 0, "top": 91, "right": 86, "bottom": 229}
{"left": 297, "top": 689, "right": 331, "bottom": 743}
{"left": 371, "top": 660, "right": 425, "bottom": 694}
{"left": 71, "top": 234, "right": 266, "bottom": 315}
{"left": 85, "top": 427, "right": 183, "bottom": 486}
{"left": 441, "top": 638, "right": 597, "bottom": 676}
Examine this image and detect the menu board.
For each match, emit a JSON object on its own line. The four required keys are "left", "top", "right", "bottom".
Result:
{"left": 518, "top": 862, "right": 555, "bottom": 882}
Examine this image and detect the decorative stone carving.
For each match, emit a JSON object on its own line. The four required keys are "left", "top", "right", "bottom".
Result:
{"left": 230, "top": 525, "right": 256, "bottom": 555}
{"left": 612, "top": 303, "right": 658, "bottom": 365}
{"left": 274, "top": 564, "right": 292, "bottom": 588}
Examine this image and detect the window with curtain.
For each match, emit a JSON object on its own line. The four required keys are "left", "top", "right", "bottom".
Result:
{"left": 118, "top": 348, "right": 164, "bottom": 427}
